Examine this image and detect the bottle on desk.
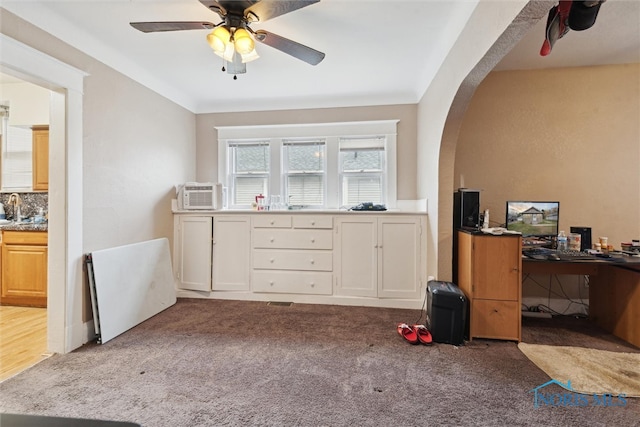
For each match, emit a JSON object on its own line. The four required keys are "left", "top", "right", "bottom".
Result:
{"left": 557, "top": 230, "right": 568, "bottom": 251}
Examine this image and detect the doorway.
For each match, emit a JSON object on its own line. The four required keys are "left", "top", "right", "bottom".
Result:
{"left": 1, "top": 32, "right": 86, "bottom": 354}
{"left": 0, "top": 74, "right": 50, "bottom": 379}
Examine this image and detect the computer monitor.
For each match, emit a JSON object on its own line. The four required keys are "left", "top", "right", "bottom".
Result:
{"left": 505, "top": 201, "right": 560, "bottom": 237}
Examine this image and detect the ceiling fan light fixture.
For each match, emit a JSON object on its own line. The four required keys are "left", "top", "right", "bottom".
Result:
{"left": 233, "top": 28, "right": 255, "bottom": 55}
{"left": 241, "top": 48, "right": 260, "bottom": 63}
{"left": 206, "top": 26, "right": 230, "bottom": 53}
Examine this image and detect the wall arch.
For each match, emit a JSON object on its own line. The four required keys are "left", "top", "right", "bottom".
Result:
{"left": 436, "top": 1, "right": 553, "bottom": 281}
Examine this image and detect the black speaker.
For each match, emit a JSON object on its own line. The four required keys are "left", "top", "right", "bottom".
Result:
{"left": 452, "top": 189, "right": 480, "bottom": 284}
{"left": 453, "top": 189, "right": 480, "bottom": 230}
{"left": 570, "top": 226, "right": 592, "bottom": 252}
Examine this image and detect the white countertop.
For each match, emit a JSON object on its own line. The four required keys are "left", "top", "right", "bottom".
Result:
{"left": 172, "top": 208, "right": 427, "bottom": 215}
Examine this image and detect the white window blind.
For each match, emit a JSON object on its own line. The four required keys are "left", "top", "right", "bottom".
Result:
{"left": 229, "top": 141, "right": 269, "bottom": 206}
{"left": 283, "top": 140, "right": 325, "bottom": 207}
{"left": 2, "top": 125, "right": 32, "bottom": 190}
{"left": 339, "top": 136, "right": 385, "bottom": 205}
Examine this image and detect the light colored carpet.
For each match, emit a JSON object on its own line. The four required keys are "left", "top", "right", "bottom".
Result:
{"left": 518, "top": 342, "right": 640, "bottom": 397}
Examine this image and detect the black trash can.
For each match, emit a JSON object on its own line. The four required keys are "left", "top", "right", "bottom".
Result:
{"left": 426, "top": 280, "right": 467, "bottom": 345}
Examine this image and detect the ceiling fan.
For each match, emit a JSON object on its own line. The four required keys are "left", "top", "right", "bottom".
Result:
{"left": 130, "top": 0, "right": 325, "bottom": 79}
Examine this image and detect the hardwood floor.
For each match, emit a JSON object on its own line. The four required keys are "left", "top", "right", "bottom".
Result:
{"left": 0, "top": 305, "right": 50, "bottom": 381}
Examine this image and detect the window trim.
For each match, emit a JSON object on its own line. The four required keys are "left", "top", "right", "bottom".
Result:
{"left": 217, "top": 121, "right": 398, "bottom": 209}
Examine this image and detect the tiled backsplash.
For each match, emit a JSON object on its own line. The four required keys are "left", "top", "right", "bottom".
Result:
{"left": 0, "top": 192, "right": 48, "bottom": 220}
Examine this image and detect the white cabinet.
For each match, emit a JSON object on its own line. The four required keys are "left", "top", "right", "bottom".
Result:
{"left": 251, "top": 214, "right": 333, "bottom": 295}
{"left": 212, "top": 216, "right": 251, "bottom": 291}
{"left": 174, "top": 216, "right": 212, "bottom": 291}
{"left": 334, "top": 217, "right": 377, "bottom": 297}
{"left": 174, "top": 211, "right": 427, "bottom": 308}
{"left": 377, "top": 217, "right": 423, "bottom": 299}
{"left": 335, "top": 216, "right": 423, "bottom": 299}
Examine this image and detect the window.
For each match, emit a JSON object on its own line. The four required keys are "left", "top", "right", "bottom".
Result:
{"left": 283, "top": 140, "right": 325, "bottom": 207}
{"left": 339, "top": 137, "right": 385, "bottom": 205}
{"left": 228, "top": 141, "right": 269, "bottom": 207}
{"left": 1, "top": 124, "right": 33, "bottom": 191}
{"left": 217, "top": 121, "right": 397, "bottom": 209}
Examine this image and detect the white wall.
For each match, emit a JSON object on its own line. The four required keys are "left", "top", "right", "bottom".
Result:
{"left": 1, "top": 8, "right": 196, "bottom": 351}
{"left": 417, "top": 0, "right": 531, "bottom": 281}
{"left": 81, "top": 61, "right": 196, "bottom": 253}
{"left": 0, "top": 81, "right": 50, "bottom": 126}
{"left": 195, "top": 105, "right": 418, "bottom": 201}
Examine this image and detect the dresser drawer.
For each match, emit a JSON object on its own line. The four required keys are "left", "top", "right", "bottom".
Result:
{"left": 292, "top": 215, "right": 333, "bottom": 229}
{"left": 471, "top": 299, "right": 520, "bottom": 341}
{"left": 252, "top": 229, "right": 333, "bottom": 250}
{"left": 252, "top": 270, "right": 332, "bottom": 295}
{"left": 253, "top": 249, "right": 333, "bottom": 271}
{"left": 252, "top": 215, "right": 292, "bottom": 228}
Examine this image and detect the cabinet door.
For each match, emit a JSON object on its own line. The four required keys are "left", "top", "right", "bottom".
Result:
{"left": 176, "top": 216, "right": 212, "bottom": 291}
{"left": 213, "top": 216, "right": 250, "bottom": 291}
{"left": 472, "top": 235, "right": 521, "bottom": 301}
{"left": 32, "top": 127, "right": 49, "bottom": 191}
{"left": 377, "top": 217, "right": 422, "bottom": 299}
{"left": 334, "top": 217, "right": 377, "bottom": 297}
{"left": 1, "top": 243, "right": 48, "bottom": 307}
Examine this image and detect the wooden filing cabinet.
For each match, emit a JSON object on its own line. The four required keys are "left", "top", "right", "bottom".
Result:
{"left": 457, "top": 230, "right": 522, "bottom": 341}
{"left": 1, "top": 230, "right": 48, "bottom": 307}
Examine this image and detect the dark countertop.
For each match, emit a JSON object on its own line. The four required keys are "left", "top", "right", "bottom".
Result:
{"left": 0, "top": 222, "right": 48, "bottom": 232}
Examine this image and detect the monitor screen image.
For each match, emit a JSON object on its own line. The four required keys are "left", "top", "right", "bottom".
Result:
{"left": 505, "top": 201, "right": 560, "bottom": 237}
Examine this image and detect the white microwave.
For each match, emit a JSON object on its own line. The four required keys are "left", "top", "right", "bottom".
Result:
{"left": 179, "top": 182, "right": 221, "bottom": 210}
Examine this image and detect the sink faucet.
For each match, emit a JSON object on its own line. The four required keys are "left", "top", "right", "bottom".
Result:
{"left": 8, "top": 193, "right": 21, "bottom": 222}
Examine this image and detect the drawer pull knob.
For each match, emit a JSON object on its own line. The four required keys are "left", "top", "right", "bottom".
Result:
{"left": 311, "top": 221, "right": 315, "bottom": 225}
{"left": 310, "top": 259, "right": 315, "bottom": 264}
{"left": 270, "top": 237, "right": 275, "bottom": 242}
{"left": 269, "top": 281, "right": 274, "bottom": 286}
{"left": 270, "top": 220, "right": 275, "bottom": 225}
{"left": 270, "top": 258, "right": 275, "bottom": 263}
{"left": 310, "top": 282, "right": 315, "bottom": 287}
{"left": 311, "top": 238, "right": 315, "bottom": 243}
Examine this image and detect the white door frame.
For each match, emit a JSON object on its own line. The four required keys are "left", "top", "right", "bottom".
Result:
{"left": 0, "top": 33, "right": 87, "bottom": 353}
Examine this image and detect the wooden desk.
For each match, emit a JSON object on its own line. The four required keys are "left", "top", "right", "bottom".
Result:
{"left": 522, "top": 257, "right": 640, "bottom": 348}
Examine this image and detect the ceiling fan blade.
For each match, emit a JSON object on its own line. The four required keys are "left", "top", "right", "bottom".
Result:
{"left": 254, "top": 30, "right": 324, "bottom": 65}
{"left": 130, "top": 22, "right": 215, "bottom": 33}
{"left": 246, "top": 0, "right": 320, "bottom": 22}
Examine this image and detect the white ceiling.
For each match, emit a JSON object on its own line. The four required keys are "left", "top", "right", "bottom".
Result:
{"left": 1, "top": 0, "right": 639, "bottom": 114}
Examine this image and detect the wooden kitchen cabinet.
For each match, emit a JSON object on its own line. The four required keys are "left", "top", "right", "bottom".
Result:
{"left": 32, "top": 125, "right": 49, "bottom": 191}
{"left": 1, "top": 230, "right": 48, "bottom": 307}
{"left": 457, "top": 230, "right": 522, "bottom": 341}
